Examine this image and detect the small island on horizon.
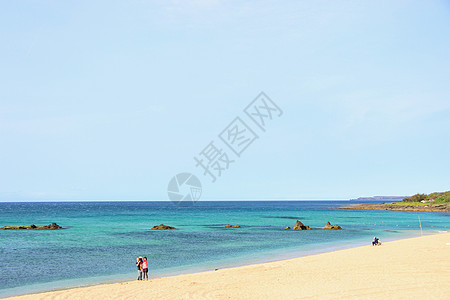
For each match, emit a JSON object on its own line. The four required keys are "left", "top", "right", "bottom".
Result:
{"left": 339, "top": 191, "right": 450, "bottom": 212}
{"left": 350, "top": 196, "right": 408, "bottom": 201}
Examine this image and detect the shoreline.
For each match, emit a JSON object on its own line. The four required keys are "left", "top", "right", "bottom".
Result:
{"left": 337, "top": 202, "right": 450, "bottom": 212}
{"left": 3, "top": 200, "right": 448, "bottom": 299}
{"left": 5, "top": 231, "right": 450, "bottom": 300}
{"left": 0, "top": 230, "right": 424, "bottom": 298}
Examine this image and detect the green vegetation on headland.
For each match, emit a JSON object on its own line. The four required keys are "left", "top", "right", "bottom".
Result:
{"left": 399, "top": 191, "right": 450, "bottom": 205}
{"left": 337, "top": 191, "right": 450, "bottom": 212}
{"left": 1, "top": 223, "right": 62, "bottom": 230}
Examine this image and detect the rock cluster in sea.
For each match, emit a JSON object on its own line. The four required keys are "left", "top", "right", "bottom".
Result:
{"left": 1, "top": 223, "right": 62, "bottom": 230}
{"left": 323, "top": 221, "right": 342, "bottom": 230}
{"left": 151, "top": 224, "right": 176, "bottom": 230}
{"left": 292, "top": 220, "right": 312, "bottom": 230}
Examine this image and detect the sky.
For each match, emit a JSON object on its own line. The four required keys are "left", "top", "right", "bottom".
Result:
{"left": 0, "top": 0, "right": 449, "bottom": 201}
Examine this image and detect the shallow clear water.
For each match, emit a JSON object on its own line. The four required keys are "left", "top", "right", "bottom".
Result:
{"left": 0, "top": 201, "right": 449, "bottom": 297}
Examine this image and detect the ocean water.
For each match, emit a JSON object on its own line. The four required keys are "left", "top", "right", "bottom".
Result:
{"left": 0, "top": 201, "right": 449, "bottom": 297}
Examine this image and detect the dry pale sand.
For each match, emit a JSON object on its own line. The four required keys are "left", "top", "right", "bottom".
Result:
{"left": 7, "top": 232, "right": 450, "bottom": 300}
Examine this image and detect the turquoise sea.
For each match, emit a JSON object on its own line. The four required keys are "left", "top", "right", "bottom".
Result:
{"left": 0, "top": 201, "right": 449, "bottom": 298}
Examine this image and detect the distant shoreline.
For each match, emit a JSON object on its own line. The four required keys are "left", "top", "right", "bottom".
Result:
{"left": 337, "top": 202, "right": 450, "bottom": 213}
{"left": 349, "top": 196, "right": 407, "bottom": 201}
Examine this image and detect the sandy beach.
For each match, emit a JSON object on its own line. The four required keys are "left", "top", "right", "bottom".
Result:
{"left": 6, "top": 232, "right": 450, "bottom": 300}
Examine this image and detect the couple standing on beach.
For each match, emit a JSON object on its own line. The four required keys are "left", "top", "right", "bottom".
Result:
{"left": 136, "top": 257, "right": 149, "bottom": 280}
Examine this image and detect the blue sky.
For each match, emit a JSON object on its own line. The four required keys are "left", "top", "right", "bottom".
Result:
{"left": 1, "top": 0, "right": 449, "bottom": 201}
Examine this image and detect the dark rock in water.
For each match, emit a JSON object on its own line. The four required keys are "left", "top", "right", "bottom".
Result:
{"left": 285, "top": 226, "right": 291, "bottom": 230}
{"left": 323, "top": 221, "right": 342, "bottom": 230}
{"left": 293, "top": 220, "right": 311, "bottom": 230}
{"left": 225, "top": 224, "right": 240, "bottom": 228}
{"left": 151, "top": 224, "right": 176, "bottom": 230}
{"left": 1, "top": 223, "right": 62, "bottom": 230}
{"left": 47, "top": 223, "right": 62, "bottom": 229}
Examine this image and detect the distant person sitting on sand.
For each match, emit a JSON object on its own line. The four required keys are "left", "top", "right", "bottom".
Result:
{"left": 372, "top": 237, "right": 380, "bottom": 246}
{"left": 142, "top": 257, "right": 149, "bottom": 280}
{"left": 136, "top": 257, "right": 143, "bottom": 280}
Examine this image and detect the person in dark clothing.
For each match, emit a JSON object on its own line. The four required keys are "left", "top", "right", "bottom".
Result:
{"left": 136, "top": 257, "right": 143, "bottom": 280}
{"left": 372, "top": 236, "right": 380, "bottom": 246}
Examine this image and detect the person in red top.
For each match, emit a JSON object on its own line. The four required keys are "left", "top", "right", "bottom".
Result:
{"left": 142, "top": 257, "right": 149, "bottom": 280}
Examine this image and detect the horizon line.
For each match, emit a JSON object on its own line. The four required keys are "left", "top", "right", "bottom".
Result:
{"left": 0, "top": 198, "right": 375, "bottom": 202}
